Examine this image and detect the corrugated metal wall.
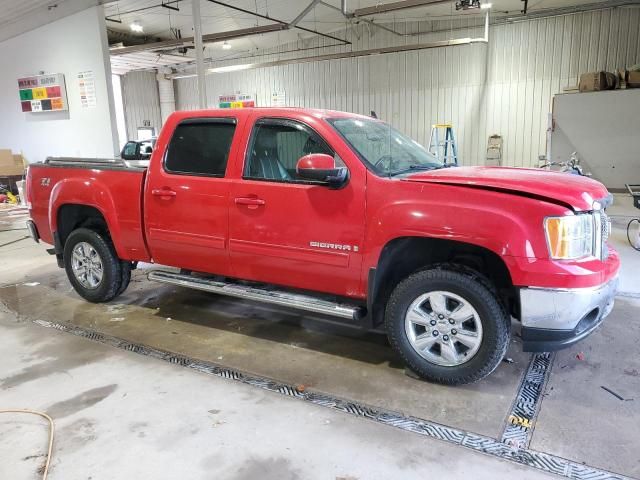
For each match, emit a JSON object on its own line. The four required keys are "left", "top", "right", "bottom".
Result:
{"left": 174, "top": 7, "right": 640, "bottom": 166}
{"left": 121, "top": 71, "right": 163, "bottom": 141}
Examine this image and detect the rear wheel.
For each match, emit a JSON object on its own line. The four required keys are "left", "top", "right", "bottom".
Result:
{"left": 64, "top": 228, "right": 123, "bottom": 303}
{"left": 385, "top": 267, "right": 510, "bottom": 385}
{"left": 117, "top": 261, "right": 132, "bottom": 296}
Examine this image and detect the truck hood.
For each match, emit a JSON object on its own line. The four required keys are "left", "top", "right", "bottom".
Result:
{"left": 402, "top": 166, "right": 610, "bottom": 211}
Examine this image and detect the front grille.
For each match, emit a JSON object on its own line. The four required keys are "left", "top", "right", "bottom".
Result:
{"left": 594, "top": 205, "right": 611, "bottom": 260}
{"left": 600, "top": 210, "right": 611, "bottom": 241}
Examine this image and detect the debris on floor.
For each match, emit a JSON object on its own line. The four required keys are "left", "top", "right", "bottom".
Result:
{"left": 600, "top": 385, "right": 633, "bottom": 401}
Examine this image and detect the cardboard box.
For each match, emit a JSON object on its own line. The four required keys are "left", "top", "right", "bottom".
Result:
{"left": 627, "top": 71, "right": 640, "bottom": 88}
{"left": 0, "top": 149, "right": 25, "bottom": 176}
{"left": 578, "top": 71, "right": 617, "bottom": 92}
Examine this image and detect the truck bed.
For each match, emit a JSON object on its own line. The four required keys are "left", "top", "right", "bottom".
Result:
{"left": 27, "top": 157, "right": 150, "bottom": 261}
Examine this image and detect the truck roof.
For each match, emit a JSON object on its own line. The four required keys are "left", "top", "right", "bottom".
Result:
{"left": 168, "top": 107, "right": 372, "bottom": 121}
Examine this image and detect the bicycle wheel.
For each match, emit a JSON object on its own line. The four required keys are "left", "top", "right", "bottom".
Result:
{"left": 627, "top": 219, "right": 640, "bottom": 251}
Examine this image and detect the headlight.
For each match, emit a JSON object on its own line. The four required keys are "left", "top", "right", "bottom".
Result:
{"left": 544, "top": 214, "right": 594, "bottom": 260}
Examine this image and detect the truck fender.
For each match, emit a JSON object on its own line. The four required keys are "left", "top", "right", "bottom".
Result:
{"left": 48, "top": 177, "right": 127, "bottom": 259}
{"left": 364, "top": 196, "right": 565, "bottom": 270}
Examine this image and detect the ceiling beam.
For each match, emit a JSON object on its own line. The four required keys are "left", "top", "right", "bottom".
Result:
{"left": 352, "top": 0, "right": 451, "bottom": 17}
{"left": 288, "top": 0, "right": 323, "bottom": 27}
{"left": 110, "top": 24, "right": 284, "bottom": 56}
{"left": 205, "top": 0, "right": 351, "bottom": 44}
{"left": 170, "top": 33, "right": 488, "bottom": 79}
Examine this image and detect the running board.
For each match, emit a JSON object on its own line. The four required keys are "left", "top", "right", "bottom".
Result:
{"left": 148, "top": 270, "right": 360, "bottom": 320}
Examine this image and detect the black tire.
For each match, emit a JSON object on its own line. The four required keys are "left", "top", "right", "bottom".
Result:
{"left": 63, "top": 228, "right": 123, "bottom": 303}
{"left": 385, "top": 267, "right": 510, "bottom": 385}
{"left": 627, "top": 219, "right": 640, "bottom": 251}
{"left": 117, "top": 261, "right": 132, "bottom": 296}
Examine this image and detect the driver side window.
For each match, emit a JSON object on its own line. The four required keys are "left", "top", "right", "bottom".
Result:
{"left": 244, "top": 119, "right": 342, "bottom": 182}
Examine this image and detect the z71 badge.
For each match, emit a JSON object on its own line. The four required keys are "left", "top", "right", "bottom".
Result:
{"left": 310, "top": 241, "right": 359, "bottom": 252}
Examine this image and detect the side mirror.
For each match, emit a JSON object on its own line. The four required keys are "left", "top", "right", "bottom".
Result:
{"left": 121, "top": 141, "right": 139, "bottom": 160}
{"left": 296, "top": 154, "right": 348, "bottom": 189}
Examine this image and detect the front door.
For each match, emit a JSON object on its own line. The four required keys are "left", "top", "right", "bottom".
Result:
{"left": 228, "top": 116, "right": 366, "bottom": 297}
{"left": 144, "top": 116, "right": 239, "bottom": 274}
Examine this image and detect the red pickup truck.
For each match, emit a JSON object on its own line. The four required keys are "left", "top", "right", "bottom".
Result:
{"left": 25, "top": 108, "right": 619, "bottom": 385}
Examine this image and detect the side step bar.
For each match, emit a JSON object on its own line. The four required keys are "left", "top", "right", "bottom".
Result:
{"left": 148, "top": 270, "right": 360, "bottom": 320}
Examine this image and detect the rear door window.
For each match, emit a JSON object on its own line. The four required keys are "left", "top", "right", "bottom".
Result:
{"left": 165, "top": 119, "right": 236, "bottom": 176}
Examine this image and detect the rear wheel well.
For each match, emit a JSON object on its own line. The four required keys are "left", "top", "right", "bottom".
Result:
{"left": 368, "top": 237, "right": 517, "bottom": 328}
{"left": 57, "top": 204, "right": 110, "bottom": 249}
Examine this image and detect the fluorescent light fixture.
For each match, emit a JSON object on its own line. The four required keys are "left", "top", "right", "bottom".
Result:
{"left": 222, "top": 41, "right": 232, "bottom": 50}
{"left": 208, "top": 63, "right": 253, "bottom": 74}
{"left": 130, "top": 21, "right": 144, "bottom": 33}
{"left": 480, "top": 2, "right": 492, "bottom": 8}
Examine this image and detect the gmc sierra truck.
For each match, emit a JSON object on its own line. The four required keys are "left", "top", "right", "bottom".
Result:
{"left": 25, "top": 108, "right": 619, "bottom": 385}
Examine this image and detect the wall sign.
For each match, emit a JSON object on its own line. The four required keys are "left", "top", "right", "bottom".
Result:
{"left": 219, "top": 93, "right": 255, "bottom": 108}
{"left": 77, "top": 70, "right": 97, "bottom": 108}
{"left": 18, "top": 73, "right": 68, "bottom": 113}
{"left": 271, "top": 91, "right": 286, "bottom": 107}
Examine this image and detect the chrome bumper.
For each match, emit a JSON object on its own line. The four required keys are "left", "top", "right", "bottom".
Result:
{"left": 520, "top": 276, "right": 618, "bottom": 330}
{"left": 519, "top": 276, "right": 618, "bottom": 352}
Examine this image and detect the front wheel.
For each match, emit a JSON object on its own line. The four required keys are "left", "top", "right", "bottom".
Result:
{"left": 63, "top": 228, "right": 123, "bottom": 303}
{"left": 385, "top": 267, "right": 510, "bottom": 385}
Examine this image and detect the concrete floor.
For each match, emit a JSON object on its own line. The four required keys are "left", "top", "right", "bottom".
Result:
{"left": 0, "top": 311, "right": 553, "bottom": 480}
{"left": 1, "top": 194, "right": 639, "bottom": 479}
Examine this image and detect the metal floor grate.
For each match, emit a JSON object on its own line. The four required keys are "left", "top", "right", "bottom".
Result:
{"left": 501, "top": 352, "right": 554, "bottom": 449}
{"left": 31, "top": 319, "right": 629, "bottom": 480}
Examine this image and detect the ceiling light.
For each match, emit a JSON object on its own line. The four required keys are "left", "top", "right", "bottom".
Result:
{"left": 480, "top": 2, "right": 492, "bottom": 8}
{"left": 222, "top": 41, "right": 231, "bottom": 50}
{"left": 130, "top": 21, "right": 143, "bottom": 33}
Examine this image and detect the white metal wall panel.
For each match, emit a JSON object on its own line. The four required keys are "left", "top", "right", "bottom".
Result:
{"left": 121, "top": 71, "right": 163, "bottom": 141}
{"left": 174, "top": 7, "right": 640, "bottom": 166}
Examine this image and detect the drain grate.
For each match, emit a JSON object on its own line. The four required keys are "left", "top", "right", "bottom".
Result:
{"left": 32, "top": 319, "right": 628, "bottom": 480}
{"left": 502, "top": 352, "right": 554, "bottom": 449}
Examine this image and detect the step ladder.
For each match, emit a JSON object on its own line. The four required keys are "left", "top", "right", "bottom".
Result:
{"left": 428, "top": 123, "right": 458, "bottom": 165}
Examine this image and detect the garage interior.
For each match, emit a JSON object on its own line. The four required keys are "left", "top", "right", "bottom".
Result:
{"left": 1, "top": 0, "right": 639, "bottom": 479}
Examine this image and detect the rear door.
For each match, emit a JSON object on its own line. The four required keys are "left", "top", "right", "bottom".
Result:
{"left": 144, "top": 116, "right": 240, "bottom": 274}
{"left": 228, "top": 115, "right": 367, "bottom": 297}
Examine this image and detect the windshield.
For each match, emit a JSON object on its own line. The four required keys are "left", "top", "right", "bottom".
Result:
{"left": 327, "top": 117, "right": 444, "bottom": 176}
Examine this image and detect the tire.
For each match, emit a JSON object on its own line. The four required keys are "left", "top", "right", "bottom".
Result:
{"left": 385, "top": 266, "right": 510, "bottom": 385}
{"left": 627, "top": 218, "right": 640, "bottom": 251}
{"left": 63, "top": 228, "right": 123, "bottom": 303}
{"left": 117, "top": 261, "right": 132, "bottom": 296}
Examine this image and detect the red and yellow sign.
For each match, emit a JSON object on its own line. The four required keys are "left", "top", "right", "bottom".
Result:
{"left": 17, "top": 73, "right": 68, "bottom": 113}
{"left": 219, "top": 93, "right": 255, "bottom": 109}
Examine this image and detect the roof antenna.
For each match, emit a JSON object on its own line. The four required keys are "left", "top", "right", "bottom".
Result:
{"left": 370, "top": 110, "right": 378, "bottom": 119}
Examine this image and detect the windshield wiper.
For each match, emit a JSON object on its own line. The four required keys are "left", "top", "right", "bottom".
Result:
{"left": 388, "top": 163, "right": 455, "bottom": 177}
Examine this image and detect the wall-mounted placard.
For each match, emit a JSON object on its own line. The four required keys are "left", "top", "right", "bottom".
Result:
{"left": 271, "top": 91, "right": 286, "bottom": 107}
{"left": 219, "top": 93, "right": 255, "bottom": 108}
{"left": 77, "top": 70, "right": 97, "bottom": 108}
{"left": 18, "top": 73, "right": 68, "bottom": 113}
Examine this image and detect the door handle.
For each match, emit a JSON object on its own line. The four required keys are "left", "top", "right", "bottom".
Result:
{"left": 235, "top": 197, "right": 266, "bottom": 207}
{"left": 151, "top": 188, "right": 177, "bottom": 198}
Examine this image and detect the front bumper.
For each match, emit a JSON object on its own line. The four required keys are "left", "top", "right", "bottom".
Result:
{"left": 519, "top": 275, "right": 618, "bottom": 352}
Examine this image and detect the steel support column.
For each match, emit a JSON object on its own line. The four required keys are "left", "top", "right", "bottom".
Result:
{"left": 191, "top": 0, "right": 207, "bottom": 108}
